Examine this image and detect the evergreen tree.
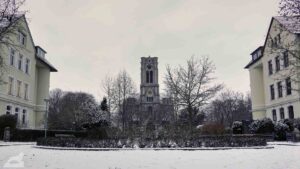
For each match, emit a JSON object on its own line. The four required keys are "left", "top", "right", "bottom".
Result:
{"left": 100, "top": 97, "right": 108, "bottom": 111}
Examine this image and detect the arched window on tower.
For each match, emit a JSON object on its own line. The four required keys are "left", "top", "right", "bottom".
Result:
{"left": 146, "top": 71, "right": 150, "bottom": 83}
{"left": 146, "top": 71, "right": 153, "bottom": 83}
{"left": 150, "top": 71, "right": 153, "bottom": 83}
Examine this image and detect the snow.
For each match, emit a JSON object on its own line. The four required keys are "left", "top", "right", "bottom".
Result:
{"left": 0, "top": 144, "right": 300, "bottom": 169}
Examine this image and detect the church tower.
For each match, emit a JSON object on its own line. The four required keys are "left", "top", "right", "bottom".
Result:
{"left": 140, "top": 56, "right": 160, "bottom": 113}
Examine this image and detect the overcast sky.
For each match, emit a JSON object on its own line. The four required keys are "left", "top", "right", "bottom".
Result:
{"left": 23, "top": 0, "right": 279, "bottom": 100}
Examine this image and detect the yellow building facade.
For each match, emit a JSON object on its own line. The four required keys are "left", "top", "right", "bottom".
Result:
{"left": 0, "top": 15, "right": 57, "bottom": 129}
{"left": 246, "top": 16, "right": 300, "bottom": 121}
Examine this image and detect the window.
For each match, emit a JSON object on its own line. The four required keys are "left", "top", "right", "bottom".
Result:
{"left": 150, "top": 71, "right": 153, "bottom": 83}
{"left": 22, "top": 109, "right": 26, "bottom": 125}
{"left": 277, "top": 81, "right": 282, "bottom": 98}
{"left": 146, "top": 71, "right": 150, "bottom": 83}
{"left": 272, "top": 109, "right": 277, "bottom": 121}
{"left": 273, "top": 37, "right": 278, "bottom": 47}
{"left": 286, "top": 77, "right": 292, "bottom": 95}
{"left": 24, "top": 83, "right": 29, "bottom": 100}
{"left": 280, "top": 107, "right": 285, "bottom": 119}
{"left": 283, "top": 51, "right": 289, "bottom": 68}
{"left": 147, "top": 97, "right": 153, "bottom": 102}
{"left": 270, "top": 84, "right": 275, "bottom": 100}
{"left": 25, "top": 58, "right": 30, "bottom": 74}
{"left": 37, "top": 48, "right": 45, "bottom": 58}
{"left": 288, "top": 106, "right": 294, "bottom": 119}
{"left": 268, "top": 60, "right": 273, "bottom": 75}
{"left": 272, "top": 34, "right": 281, "bottom": 47}
{"left": 18, "top": 54, "right": 23, "bottom": 70}
{"left": 275, "top": 56, "right": 280, "bottom": 71}
{"left": 18, "top": 31, "right": 26, "bottom": 46}
{"left": 9, "top": 48, "right": 15, "bottom": 66}
{"left": 6, "top": 105, "right": 12, "bottom": 115}
{"left": 8, "top": 77, "right": 14, "bottom": 95}
{"left": 15, "top": 107, "right": 19, "bottom": 120}
{"left": 17, "top": 80, "right": 22, "bottom": 97}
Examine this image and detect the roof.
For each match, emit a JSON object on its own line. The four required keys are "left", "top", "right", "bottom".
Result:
{"left": 1, "top": 14, "right": 57, "bottom": 72}
{"left": 274, "top": 15, "right": 300, "bottom": 34}
{"left": 250, "top": 46, "right": 264, "bottom": 55}
{"left": 245, "top": 15, "right": 300, "bottom": 69}
{"left": 36, "top": 56, "right": 58, "bottom": 72}
{"left": 244, "top": 51, "right": 263, "bottom": 69}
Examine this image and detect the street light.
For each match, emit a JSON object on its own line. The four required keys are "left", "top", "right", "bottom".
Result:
{"left": 44, "top": 99, "right": 50, "bottom": 139}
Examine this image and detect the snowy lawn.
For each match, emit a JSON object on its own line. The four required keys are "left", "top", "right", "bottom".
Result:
{"left": 0, "top": 144, "right": 299, "bottom": 169}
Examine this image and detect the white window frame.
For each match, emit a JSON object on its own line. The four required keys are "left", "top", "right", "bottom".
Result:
{"left": 6, "top": 104, "right": 13, "bottom": 115}
{"left": 25, "top": 58, "right": 30, "bottom": 74}
{"left": 24, "top": 83, "right": 29, "bottom": 100}
{"left": 18, "top": 53, "right": 23, "bottom": 71}
{"left": 8, "top": 76, "right": 14, "bottom": 95}
{"left": 14, "top": 106, "right": 20, "bottom": 122}
{"left": 18, "top": 31, "right": 26, "bottom": 46}
{"left": 9, "top": 48, "right": 15, "bottom": 66}
{"left": 22, "top": 109, "right": 27, "bottom": 125}
{"left": 16, "top": 80, "right": 22, "bottom": 98}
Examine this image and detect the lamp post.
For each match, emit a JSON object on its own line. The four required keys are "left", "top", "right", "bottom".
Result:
{"left": 44, "top": 99, "right": 50, "bottom": 139}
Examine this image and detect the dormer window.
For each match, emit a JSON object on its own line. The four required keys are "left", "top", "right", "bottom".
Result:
{"left": 18, "top": 31, "right": 26, "bottom": 46}
{"left": 36, "top": 47, "right": 46, "bottom": 58}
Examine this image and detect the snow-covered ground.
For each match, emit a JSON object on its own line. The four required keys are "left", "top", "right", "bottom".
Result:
{"left": 0, "top": 143, "right": 299, "bottom": 169}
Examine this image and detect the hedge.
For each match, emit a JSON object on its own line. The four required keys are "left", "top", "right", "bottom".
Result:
{"left": 7, "top": 129, "right": 88, "bottom": 141}
{"left": 37, "top": 134, "right": 267, "bottom": 148}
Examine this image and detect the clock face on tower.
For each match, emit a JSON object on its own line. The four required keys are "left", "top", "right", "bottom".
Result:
{"left": 147, "top": 64, "right": 152, "bottom": 69}
{"left": 147, "top": 89, "right": 153, "bottom": 96}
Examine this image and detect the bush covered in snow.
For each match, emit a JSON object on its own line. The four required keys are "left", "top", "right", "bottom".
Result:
{"left": 37, "top": 135, "right": 267, "bottom": 148}
{"left": 274, "top": 122, "right": 289, "bottom": 141}
{"left": 279, "top": 119, "right": 294, "bottom": 132}
{"left": 294, "top": 118, "right": 300, "bottom": 130}
{"left": 249, "top": 118, "right": 274, "bottom": 134}
{"left": 232, "top": 121, "right": 243, "bottom": 134}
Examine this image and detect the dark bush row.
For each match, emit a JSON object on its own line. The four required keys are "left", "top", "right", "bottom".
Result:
{"left": 8, "top": 129, "right": 88, "bottom": 141}
{"left": 37, "top": 134, "right": 267, "bottom": 148}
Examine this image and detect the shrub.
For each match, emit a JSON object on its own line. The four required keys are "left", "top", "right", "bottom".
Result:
{"left": 274, "top": 122, "right": 289, "bottom": 141}
{"left": 293, "top": 118, "right": 300, "bottom": 131}
{"left": 232, "top": 121, "right": 243, "bottom": 134}
{"left": 10, "top": 129, "right": 87, "bottom": 141}
{"left": 37, "top": 135, "right": 267, "bottom": 148}
{"left": 201, "top": 123, "right": 225, "bottom": 135}
{"left": 279, "top": 119, "right": 294, "bottom": 132}
{"left": 249, "top": 118, "right": 274, "bottom": 134}
{"left": 0, "top": 114, "right": 17, "bottom": 139}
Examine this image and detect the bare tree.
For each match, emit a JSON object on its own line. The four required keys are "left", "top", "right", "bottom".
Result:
{"left": 279, "top": 0, "right": 300, "bottom": 16}
{"left": 164, "top": 56, "right": 223, "bottom": 131}
{"left": 207, "top": 90, "right": 252, "bottom": 127}
{"left": 271, "top": 0, "right": 300, "bottom": 92}
{"left": 48, "top": 89, "right": 103, "bottom": 130}
{"left": 101, "top": 75, "right": 114, "bottom": 116}
{"left": 0, "top": 0, "right": 26, "bottom": 85}
{"left": 110, "top": 70, "right": 136, "bottom": 130}
{"left": 48, "top": 89, "right": 64, "bottom": 129}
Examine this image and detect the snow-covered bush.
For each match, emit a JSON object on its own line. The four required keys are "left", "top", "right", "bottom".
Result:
{"left": 293, "top": 118, "right": 300, "bottom": 131}
{"left": 279, "top": 119, "right": 294, "bottom": 132}
{"left": 274, "top": 122, "right": 289, "bottom": 141}
{"left": 249, "top": 118, "right": 274, "bottom": 134}
{"left": 232, "top": 121, "right": 243, "bottom": 134}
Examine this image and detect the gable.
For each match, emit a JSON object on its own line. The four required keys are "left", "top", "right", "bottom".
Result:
{"left": 17, "top": 15, "right": 36, "bottom": 52}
